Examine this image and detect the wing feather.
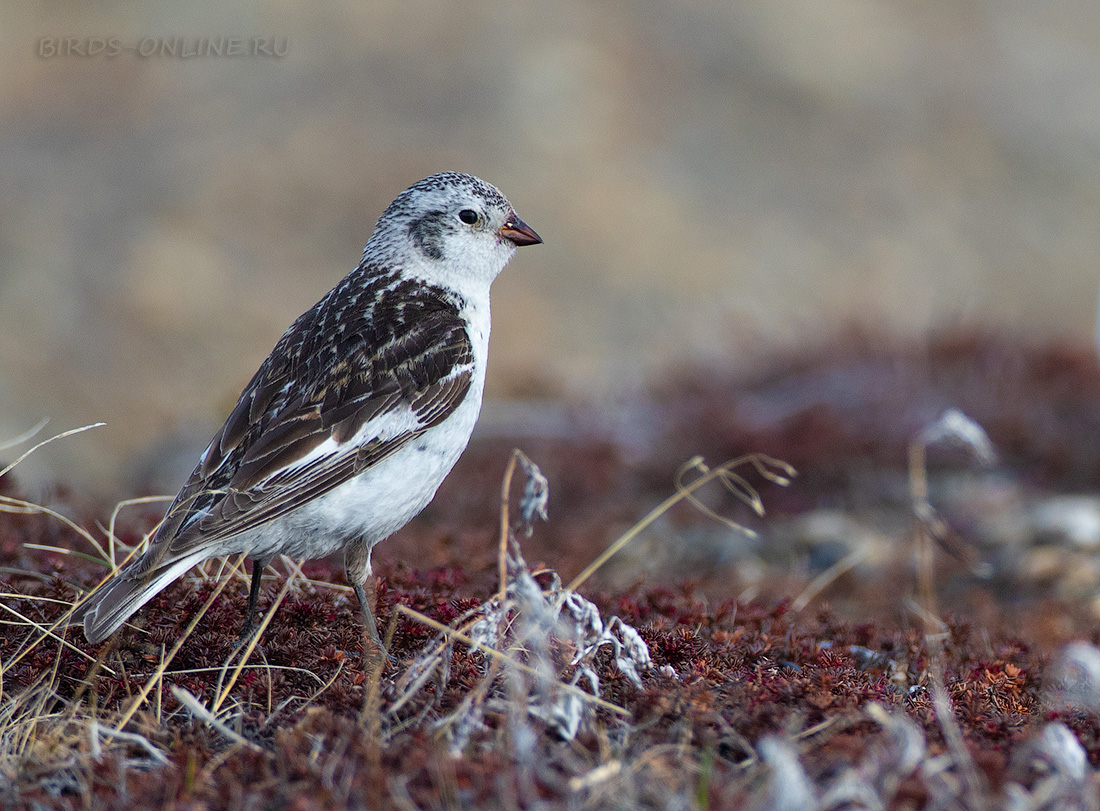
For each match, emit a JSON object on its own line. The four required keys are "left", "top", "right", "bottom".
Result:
{"left": 140, "top": 275, "right": 475, "bottom": 566}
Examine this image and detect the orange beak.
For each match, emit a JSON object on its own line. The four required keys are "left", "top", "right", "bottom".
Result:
{"left": 500, "top": 214, "right": 542, "bottom": 247}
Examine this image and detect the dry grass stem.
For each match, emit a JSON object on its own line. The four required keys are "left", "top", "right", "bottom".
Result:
{"left": 114, "top": 567, "right": 237, "bottom": 731}
{"left": 212, "top": 556, "right": 300, "bottom": 713}
{"left": 0, "top": 422, "right": 105, "bottom": 481}
{"left": 568, "top": 453, "right": 794, "bottom": 593}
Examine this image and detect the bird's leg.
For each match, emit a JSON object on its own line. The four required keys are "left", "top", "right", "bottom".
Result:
{"left": 346, "top": 540, "right": 386, "bottom": 666}
{"left": 238, "top": 559, "right": 267, "bottom": 642}
{"left": 353, "top": 581, "right": 383, "bottom": 650}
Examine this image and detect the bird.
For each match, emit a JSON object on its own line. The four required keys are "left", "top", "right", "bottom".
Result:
{"left": 75, "top": 171, "right": 542, "bottom": 651}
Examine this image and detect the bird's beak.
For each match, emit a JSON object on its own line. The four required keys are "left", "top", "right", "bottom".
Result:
{"left": 500, "top": 214, "right": 542, "bottom": 247}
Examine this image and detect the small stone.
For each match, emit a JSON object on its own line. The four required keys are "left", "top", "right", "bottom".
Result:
{"left": 1031, "top": 496, "right": 1100, "bottom": 550}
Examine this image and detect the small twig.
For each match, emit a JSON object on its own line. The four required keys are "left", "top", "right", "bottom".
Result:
{"left": 161, "top": 663, "right": 325, "bottom": 687}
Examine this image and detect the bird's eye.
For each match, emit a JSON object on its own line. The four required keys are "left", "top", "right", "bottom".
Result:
{"left": 458, "top": 209, "right": 479, "bottom": 225}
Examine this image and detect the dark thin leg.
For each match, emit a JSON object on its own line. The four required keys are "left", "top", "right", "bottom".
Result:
{"left": 239, "top": 561, "right": 266, "bottom": 641}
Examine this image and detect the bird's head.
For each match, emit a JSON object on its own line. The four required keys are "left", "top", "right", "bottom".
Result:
{"left": 367, "top": 172, "right": 541, "bottom": 286}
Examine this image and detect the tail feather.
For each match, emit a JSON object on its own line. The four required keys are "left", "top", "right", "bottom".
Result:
{"left": 76, "top": 555, "right": 205, "bottom": 644}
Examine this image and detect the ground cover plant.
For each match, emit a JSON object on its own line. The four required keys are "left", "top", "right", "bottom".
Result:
{"left": 3, "top": 330, "right": 1100, "bottom": 809}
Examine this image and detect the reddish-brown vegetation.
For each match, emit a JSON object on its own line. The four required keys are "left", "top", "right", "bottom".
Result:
{"left": 3, "top": 330, "right": 1100, "bottom": 808}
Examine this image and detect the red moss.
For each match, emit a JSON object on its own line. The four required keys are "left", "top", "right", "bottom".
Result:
{"left": 5, "top": 330, "right": 1100, "bottom": 807}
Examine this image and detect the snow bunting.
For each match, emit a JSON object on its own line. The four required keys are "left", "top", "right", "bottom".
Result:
{"left": 77, "top": 172, "right": 541, "bottom": 650}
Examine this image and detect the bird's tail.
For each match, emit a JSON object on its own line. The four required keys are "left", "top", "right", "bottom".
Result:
{"left": 73, "top": 553, "right": 205, "bottom": 644}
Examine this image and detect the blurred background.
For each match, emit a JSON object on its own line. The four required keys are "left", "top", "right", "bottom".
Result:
{"left": 2, "top": 1, "right": 1100, "bottom": 497}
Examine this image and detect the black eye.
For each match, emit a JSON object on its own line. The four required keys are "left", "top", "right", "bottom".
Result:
{"left": 458, "top": 209, "right": 479, "bottom": 225}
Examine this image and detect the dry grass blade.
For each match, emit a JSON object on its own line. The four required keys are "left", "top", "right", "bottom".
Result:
{"left": 0, "top": 417, "right": 50, "bottom": 452}
{"left": 0, "top": 426, "right": 166, "bottom": 684}
{"left": 212, "top": 558, "right": 300, "bottom": 713}
{"left": 20, "top": 542, "right": 113, "bottom": 567}
{"left": 3, "top": 495, "right": 108, "bottom": 563}
{"left": 275, "top": 554, "right": 352, "bottom": 596}
{"left": 2, "top": 646, "right": 68, "bottom": 763}
{"left": 0, "top": 601, "right": 104, "bottom": 670}
{"left": 296, "top": 658, "right": 346, "bottom": 710}
{"left": 0, "top": 422, "right": 105, "bottom": 481}
{"left": 165, "top": 663, "right": 326, "bottom": 688}
{"left": 929, "top": 668, "right": 990, "bottom": 808}
{"left": 386, "top": 600, "right": 503, "bottom": 718}
{"left": 170, "top": 686, "right": 264, "bottom": 753}
{"left": 0, "top": 587, "right": 123, "bottom": 679}
{"left": 102, "top": 495, "right": 173, "bottom": 571}
{"left": 791, "top": 548, "right": 868, "bottom": 613}
{"left": 114, "top": 566, "right": 237, "bottom": 731}
{"left": 675, "top": 457, "right": 763, "bottom": 531}
{"left": 89, "top": 721, "right": 169, "bottom": 765}
{"left": 567, "top": 453, "right": 794, "bottom": 593}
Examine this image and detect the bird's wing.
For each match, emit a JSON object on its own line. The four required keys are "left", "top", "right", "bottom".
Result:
{"left": 147, "top": 274, "right": 474, "bottom": 561}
